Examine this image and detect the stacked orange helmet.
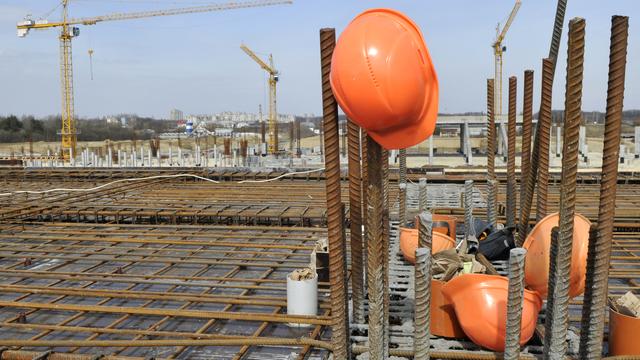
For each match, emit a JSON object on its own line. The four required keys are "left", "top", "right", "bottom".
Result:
{"left": 330, "top": 9, "right": 439, "bottom": 150}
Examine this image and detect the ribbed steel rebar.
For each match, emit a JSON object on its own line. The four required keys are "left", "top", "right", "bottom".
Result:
{"left": 399, "top": 149, "right": 407, "bottom": 226}
{"left": 579, "top": 15, "right": 628, "bottom": 359}
{"left": 506, "top": 76, "right": 517, "bottom": 227}
{"left": 347, "top": 119, "right": 365, "bottom": 324}
{"left": 418, "top": 211, "right": 433, "bottom": 249}
{"left": 504, "top": 248, "right": 527, "bottom": 360}
{"left": 487, "top": 178, "right": 498, "bottom": 228}
{"left": 419, "top": 178, "right": 428, "bottom": 212}
{"left": 487, "top": 79, "right": 496, "bottom": 179}
{"left": 546, "top": 18, "right": 585, "bottom": 360}
{"left": 464, "top": 180, "right": 475, "bottom": 239}
{"left": 548, "top": 0, "right": 568, "bottom": 72}
{"left": 319, "top": 27, "right": 349, "bottom": 359}
{"left": 366, "top": 137, "right": 386, "bottom": 360}
{"left": 516, "top": 70, "right": 535, "bottom": 245}
{"left": 414, "top": 246, "right": 432, "bottom": 360}
{"left": 382, "top": 148, "right": 390, "bottom": 359}
{"left": 544, "top": 227, "right": 560, "bottom": 356}
{"left": 518, "top": 70, "right": 534, "bottom": 237}
{"left": 362, "top": 130, "right": 369, "bottom": 267}
{"left": 536, "top": 58, "right": 554, "bottom": 222}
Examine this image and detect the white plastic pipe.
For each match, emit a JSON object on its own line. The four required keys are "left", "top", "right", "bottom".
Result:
{"left": 286, "top": 271, "right": 318, "bottom": 327}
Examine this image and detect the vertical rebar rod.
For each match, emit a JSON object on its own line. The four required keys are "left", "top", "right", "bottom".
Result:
{"left": 506, "top": 76, "right": 517, "bottom": 227}
{"left": 414, "top": 212, "right": 433, "bottom": 360}
{"left": 419, "top": 178, "right": 428, "bottom": 213}
{"left": 418, "top": 211, "right": 433, "bottom": 249}
{"left": 366, "top": 137, "right": 386, "bottom": 360}
{"left": 546, "top": 18, "right": 586, "bottom": 360}
{"left": 319, "top": 28, "right": 350, "bottom": 359}
{"left": 519, "top": 70, "right": 534, "bottom": 228}
{"left": 543, "top": 226, "right": 560, "bottom": 356}
{"left": 487, "top": 178, "right": 497, "bottom": 228}
{"left": 464, "top": 180, "right": 475, "bottom": 239}
{"left": 347, "top": 119, "right": 365, "bottom": 325}
{"left": 487, "top": 79, "right": 496, "bottom": 180}
{"left": 536, "top": 58, "right": 554, "bottom": 222}
{"left": 548, "top": 0, "right": 568, "bottom": 73}
{"left": 399, "top": 149, "right": 407, "bottom": 226}
{"left": 361, "top": 130, "right": 369, "bottom": 271}
{"left": 504, "top": 248, "right": 527, "bottom": 360}
{"left": 516, "top": 70, "right": 535, "bottom": 245}
{"left": 578, "top": 15, "right": 628, "bottom": 359}
{"left": 381, "top": 148, "right": 390, "bottom": 359}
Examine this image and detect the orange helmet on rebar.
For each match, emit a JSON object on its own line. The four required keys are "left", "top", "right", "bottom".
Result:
{"left": 399, "top": 227, "right": 455, "bottom": 264}
{"left": 330, "top": 8, "right": 439, "bottom": 150}
{"left": 441, "top": 274, "right": 543, "bottom": 351}
{"left": 522, "top": 212, "right": 591, "bottom": 298}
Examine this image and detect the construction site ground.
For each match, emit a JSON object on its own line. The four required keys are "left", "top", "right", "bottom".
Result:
{"left": 0, "top": 167, "right": 637, "bottom": 359}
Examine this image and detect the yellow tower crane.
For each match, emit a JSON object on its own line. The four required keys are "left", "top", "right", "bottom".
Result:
{"left": 17, "top": 0, "right": 292, "bottom": 160}
{"left": 492, "top": 0, "right": 522, "bottom": 128}
{"left": 240, "top": 43, "right": 279, "bottom": 155}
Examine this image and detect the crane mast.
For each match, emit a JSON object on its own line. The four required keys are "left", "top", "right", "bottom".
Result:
{"left": 493, "top": 0, "right": 521, "bottom": 135}
{"left": 241, "top": 44, "right": 279, "bottom": 155}
{"left": 17, "top": 0, "right": 292, "bottom": 161}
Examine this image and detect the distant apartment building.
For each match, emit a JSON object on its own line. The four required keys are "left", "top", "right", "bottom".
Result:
{"left": 169, "top": 109, "right": 184, "bottom": 121}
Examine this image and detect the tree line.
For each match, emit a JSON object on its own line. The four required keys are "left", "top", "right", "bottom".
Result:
{"left": 0, "top": 115, "right": 173, "bottom": 143}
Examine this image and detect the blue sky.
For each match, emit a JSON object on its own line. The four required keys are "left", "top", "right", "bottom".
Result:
{"left": 0, "top": 0, "right": 638, "bottom": 118}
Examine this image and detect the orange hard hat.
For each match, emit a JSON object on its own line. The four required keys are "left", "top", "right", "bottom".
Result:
{"left": 330, "top": 8, "right": 439, "bottom": 150}
{"left": 441, "top": 274, "right": 543, "bottom": 352}
{"left": 399, "top": 227, "right": 455, "bottom": 264}
{"left": 522, "top": 212, "right": 591, "bottom": 298}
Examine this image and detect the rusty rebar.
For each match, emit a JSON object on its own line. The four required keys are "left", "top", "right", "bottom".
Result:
{"left": 516, "top": 70, "right": 535, "bottom": 245}
{"left": 347, "top": 119, "right": 365, "bottom": 325}
{"left": 418, "top": 211, "right": 433, "bottom": 249}
{"left": 419, "top": 178, "right": 428, "bottom": 212}
{"left": 464, "top": 180, "right": 475, "bottom": 239}
{"left": 399, "top": 149, "right": 407, "bottom": 226}
{"left": 546, "top": 18, "right": 585, "bottom": 359}
{"left": 381, "top": 147, "right": 390, "bottom": 358}
{"left": 487, "top": 178, "right": 497, "bottom": 228}
{"left": 536, "top": 58, "right": 554, "bottom": 222}
{"left": 414, "top": 235, "right": 432, "bottom": 360}
{"left": 543, "top": 226, "right": 560, "bottom": 356}
{"left": 579, "top": 15, "right": 628, "bottom": 359}
{"left": 366, "top": 135, "right": 386, "bottom": 360}
{"left": 361, "top": 130, "right": 369, "bottom": 270}
{"left": 548, "top": 0, "right": 568, "bottom": 72}
{"left": 487, "top": 79, "right": 496, "bottom": 179}
{"left": 506, "top": 76, "right": 517, "bottom": 228}
{"left": 519, "top": 70, "right": 533, "bottom": 220}
{"left": 319, "top": 27, "right": 350, "bottom": 359}
{"left": 504, "top": 248, "right": 527, "bottom": 360}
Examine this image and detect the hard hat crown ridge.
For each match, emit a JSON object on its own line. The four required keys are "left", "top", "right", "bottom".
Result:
{"left": 330, "top": 8, "right": 439, "bottom": 150}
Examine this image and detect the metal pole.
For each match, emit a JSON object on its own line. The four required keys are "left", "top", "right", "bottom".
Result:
{"left": 487, "top": 178, "right": 497, "bottom": 228}
{"left": 347, "top": 119, "right": 365, "bottom": 324}
{"left": 415, "top": 212, "right": 433, "bottom": 360}
{"left": 366, "top": 135, "right": 386, "bottom": 360}
{"left": 419, "top": 178, "right": 428, "bottom": 213}
{"left": 464, "top": 180, "right": 475, "bottom": 239}
{"left": 545, "top": 17, "right": 586, "bottom": 359}
{"left": 579, "top": 15, "right": 628, "bottom": 359}
{"left": 399, "top": 148, "right": 407, "bottom": 226}
{"left": 487, "top": 79, "right": 496, "bottom": 179}
{"left": 319, "top": 28, "right": 350, "bottom": 359}
{"left": 504, "top": 248, "right": 527, "bottom": 360}
{"left": 536, "top": 58, "right": 555, "bottom": 223}
{"left": 519, "top": 70, "right": 534, "bottom": 230}
{"left": 506, "top": 76, "right": 517, "bottom": 227}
